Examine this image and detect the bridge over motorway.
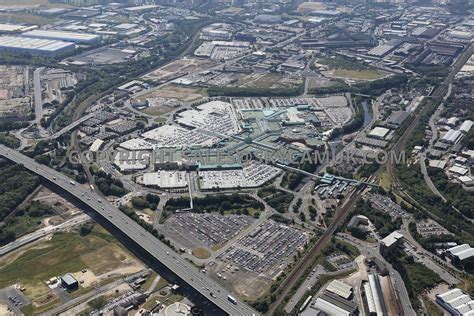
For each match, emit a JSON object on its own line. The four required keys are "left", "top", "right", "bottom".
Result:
{"left": 0, "top": 145, "right": 259, "bottom": 316}
{"left": 47, "top": 112, "right": 97, "bottom": 140}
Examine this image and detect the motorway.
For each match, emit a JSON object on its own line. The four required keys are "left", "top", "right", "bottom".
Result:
{"left": 0, "top": 145, "right": 260, "bottom": 316}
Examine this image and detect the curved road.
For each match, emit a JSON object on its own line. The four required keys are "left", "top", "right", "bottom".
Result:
{"left": 0, "top": 144, "right": 259, "bottom": 316}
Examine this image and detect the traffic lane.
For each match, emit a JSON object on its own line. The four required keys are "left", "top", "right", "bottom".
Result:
{"left": 1, "top": 147, "right": 256, "bottom": 316}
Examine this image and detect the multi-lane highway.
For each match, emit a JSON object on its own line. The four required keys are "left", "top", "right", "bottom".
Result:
{"left": 0, "top": 145, "right": 259, "bottom": 316}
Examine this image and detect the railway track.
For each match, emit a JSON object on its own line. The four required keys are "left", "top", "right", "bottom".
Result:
{"left": 266, "top": 183, "right": 369, "bottom": 315}
{"left": 268, "top": 43, "right": 473, "bottom": 315}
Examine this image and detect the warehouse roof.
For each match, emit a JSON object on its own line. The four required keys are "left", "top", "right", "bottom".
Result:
{"left": 441, "top": 129, "right": 463, "bottom": 144}
{"left": 326, "top": 280, "right": 353, "bottom": 299}
{"left": 387, "top": 111, "right": 410, "bottom": 126}
{"left": 460, "top": 120, "right": 473, "bottom": 133}
{"left": 381, "top": 231, "right": 404, "bottom": 248}
{"left": 448, "top": 165, "right": 468, "bottom": 176}
{"left": 369, "top": 127, "right": 390, "bottom": 139}
{"left": 143, "top": 171, "right": 188, "bottom": 188}
{"left": 0, "top": 23, "right": 35, "bottom": 32}
{"left": 61, "top": 273, "right": 78, "bottom": 286}
{"left": 313, "top": 297, "right": 351, "bottom": 316}
{"left": 22, "top": 30, "right": 100, "bottom": 43}
{"left": 448, "top": 244, "right": 474, "bottom": 261}
{"left": 0, "top": 36, "right": 74, "bottom": 52}
{"left": 437, "top": 288, "right": 474, "bottom": 315}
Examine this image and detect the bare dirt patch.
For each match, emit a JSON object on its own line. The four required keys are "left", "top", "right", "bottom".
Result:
{"left": 192, "top": 247, "right": 211, "bottom": 259}
{"left": 142, "top": 84, "right": 207, "bottom": 103}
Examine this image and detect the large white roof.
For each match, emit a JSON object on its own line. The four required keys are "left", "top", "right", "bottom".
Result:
{"left": 0, "top": 36, "right": 74, "bottom": 52}
{"left": 22, "top": 30, "right": 100, "bottom": 43}
{"left": 448, "top": 244, "right": 474, "bottom": 261}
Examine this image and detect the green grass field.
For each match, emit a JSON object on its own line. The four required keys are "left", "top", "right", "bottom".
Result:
{"left": 0, "top": 227, "right": 137, "bottom": 301}
{"left": 0, "top": 13, "right": 56, "bottom": 26}
{"left": 192, "top": 247, "right": 211, "bottom": 259}
{"left": 333, "top": 69, "right": 387, "bottom": 80}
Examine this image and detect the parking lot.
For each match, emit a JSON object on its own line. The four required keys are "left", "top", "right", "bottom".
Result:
{"left": 166, "top": 213, "right": 253, "bottom": 248}
{"left": 416, "top": 219, "right": 452, "bottom": 237}
{"left": 218, "top": 221, "right": 309, "bottom": 275}
{"left": 366, "top": 194, "right": 410, "bottom": 219}
{"left": 199, "top": 162, "right": 281, "bottom": 189}
{"left": 0, "top": 286, "right": 30, "bottom": 315}
{"left": 327, "top": 253, "right": 354, "bottom": 271}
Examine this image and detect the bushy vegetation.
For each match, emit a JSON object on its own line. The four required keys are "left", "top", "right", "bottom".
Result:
{"left": 428, "top": 167, "right": 474, "bottom": 219}
{"left": 310, "top": 74, "right": 408, "bottom": 96}
{"left": 357, "top": 162, "right": 381, "bottom": 178}
{"left": 352, "top": 199, "right": 401, "bottom": 237}
{"left": 164, "top": 194, "right": 263, "bottom": 216}
{"left": 0, "top": 201, "right": 52, "bottom": 246}
{"left": 257, "top": 185, "right": 294, "bottom": 213}
{"left": 0, "top": 162, "right": 39, "bottom": 222}
{"left": 131, "top": 194, "right": 161, "bottom": 210}
{"left": 90, "top": 167, "right": 128, "bottom": 197}
{"left": 207, "top": 85, "right": 304, "bottom": 97}
{"left": 0, "top": 121, "right": 29, "bottom": 132}
{"left": 386, "top": 249, "right": 442, "bottom": 312}
{"left": 119, "top": 205, "right": 173, "bottom": 249}
{"left": 397, "top": 163, "right": 474, "bottom": 244}
{"left": 281, "top": 162, "right": 317, "bottom": 191}
{"left": 0, "top": 133, "right": 20, "bottom": 149}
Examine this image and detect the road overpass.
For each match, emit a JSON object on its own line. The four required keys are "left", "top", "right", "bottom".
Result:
{"left": 47, "top": 111, "right": 97, "bottom": 140}
{"left": 0, "top": 145, "right": 259, "bottom": 316}
{"left": 0, "top": 214, "right": 89, "bottom": 257}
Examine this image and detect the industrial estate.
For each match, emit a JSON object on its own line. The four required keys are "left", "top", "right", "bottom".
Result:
{"left": 0, "top": 0, "right": 472, "bottom": 315}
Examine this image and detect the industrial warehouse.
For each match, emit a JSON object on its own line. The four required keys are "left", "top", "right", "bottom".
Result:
{"left": 0, "top": 36, "right": 75, "bottom": 56}
{"left": 0, "top": 0, "right": 472, "bottom": 315}
{"left": 21, "top": 30, "right": 101, "bottom": 44}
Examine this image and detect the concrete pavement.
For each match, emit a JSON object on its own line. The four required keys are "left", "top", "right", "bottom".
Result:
{"left": 0, "top": 214, "right": 90, "bottom": 256}
{"left": 0, "top": 145, "right": 260, "bottom": 316}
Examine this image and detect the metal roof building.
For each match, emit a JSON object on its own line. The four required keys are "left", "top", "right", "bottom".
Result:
{"left": 312, "top": 292, "right": 358, "bottom": 316}
{"left": 460, "top": 120, "right": 473, "bottom": 134}
{"left": 436, "top": 288, "right": 474, "bottom": 316}
{"left": 0, "top": 36, "right": 75, "bottom": 56}
{"left": 368, "top": 273, "right": 386, "bottom": 316}
{"left": 0, "top": 23, "right": 37, "bottom": 33}
{"left": 60, "top": 273, "right": 79, "bottom": 291}
{"left": 448, "top": 244, "right": 474, "bottom": 262}
{"left": 441, "top": 129, "right": 463, "bottom": 144}
{"left": 326, "top": 280, "right": 353, "bottom": 299}
{"left": 387, "top": 111, "right": 410, "bottom": 126}
{"left": 369, "top": 127, "right": 390, "bottom": 139}
{"left": 22, "top": 30, "right": 101, "bottom": 44}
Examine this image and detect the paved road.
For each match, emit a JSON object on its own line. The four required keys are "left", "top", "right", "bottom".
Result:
{"left": 284, "top": 264, "right": 325, "bottom": 313}
{"left": 419, "top": 156, "right": 447, "bottom": 203}
{"left": 0, "top": 214, "right": 90, "bottom": 256}
{"left": 33, "top": 67, "right": 44, "bottom": 124}
{"left": 338, "top": 235, "right": 415, "bottom": 316}
{"left": 0, "top": 145, "right": 260, "bottom": 316}
{"left": 46, "top": 271, "right": 146, "bottom": 316}
{"left": 48, "top": 112, "right": 97, "bottom": 140}
{"left": 400, "top": 219, "right": 462, "bottom": 276}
